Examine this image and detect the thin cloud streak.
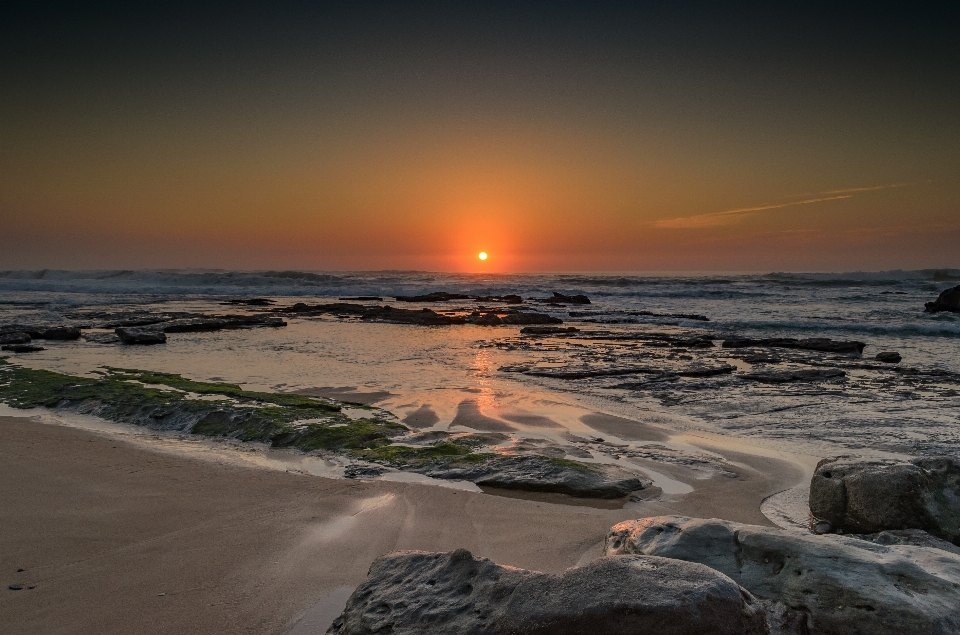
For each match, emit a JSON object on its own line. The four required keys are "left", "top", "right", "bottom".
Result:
{"left": 654, "top": 195, "right": 851, "bottom": 229}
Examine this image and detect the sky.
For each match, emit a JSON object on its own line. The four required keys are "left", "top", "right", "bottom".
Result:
{"left": 2, "top": 1, "right": 958, "bottom": 273}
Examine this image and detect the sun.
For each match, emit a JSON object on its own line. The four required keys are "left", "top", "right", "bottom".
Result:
{"left": 478, "top": 251, "right": 488, "bottom": 261}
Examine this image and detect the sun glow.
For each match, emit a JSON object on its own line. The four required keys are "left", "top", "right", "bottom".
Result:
{"left": 478, "top": 251, "right": 488, "bottom": 261}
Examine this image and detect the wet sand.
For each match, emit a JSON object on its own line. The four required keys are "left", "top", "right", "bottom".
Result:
{"left": 0, "top": 414, "right": 808, "bottom": 634}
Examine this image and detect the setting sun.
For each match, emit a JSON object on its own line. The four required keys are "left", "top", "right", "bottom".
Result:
{"left": 478, "top": 251, "right": 488, "bottom": 261}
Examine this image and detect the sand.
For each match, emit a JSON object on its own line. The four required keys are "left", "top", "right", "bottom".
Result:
{"left": 0, "top": 414, "right": 808, "bottom": 634}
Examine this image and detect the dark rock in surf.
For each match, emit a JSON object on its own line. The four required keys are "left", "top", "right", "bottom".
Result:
{"left": 520, "top": 326, "right": 580, "bottom": 335}
{"left": 466, "top": 312, "right": 503, "bottom": 326}
{"left": 1, "top": 344, "right": 45, "bottom": 353}
{"left": 393, "top": 292, "right": 472, "bottom": 302}
{"left": 810, "top": 456, "right": 960, "bottom": 544}
{"left": 36, "top": 326, "right": 81, "bottom": 340}
{"left": 500, "top": 312, "right": 563, "bottom": 325}
{"left": 722, "top": 337, "right": 865, "bottom": 354}
{"left": 328, "top": 550, "right": 766, "bottom": 635}
{"left": 534, "top": 291, "right": 591, "bottom": 304}
{"left": 161, "top": 315, "right": 286, "bottom": 332}
{"left": 606, "top": 515, "right": 960, "bottom": 635}
{"left": 115, "top": 327, "right": 167, "bottom": 344}
{"left": 0, "top": 332, "right": 31, "bottom": 345}
{"left": 924, "top": 284, "right": 960, "bottom": 313}
{"left": 875, "top": 351, "right": 902, "bottom": 363}
{"left": 739, "top": 368, "right": 846, "bottom": 383}
{"left": 474, "top": 294, "right": 523, "bottom": 304}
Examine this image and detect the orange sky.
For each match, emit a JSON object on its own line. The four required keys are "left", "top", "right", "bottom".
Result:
{"left": 2, "top": 3, "right": 958, "bottom": 272}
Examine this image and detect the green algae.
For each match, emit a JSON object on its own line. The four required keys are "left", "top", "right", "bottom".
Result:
{"left": 0, "top": 358, "right": 607, "bottom": 483}
{"left": 0, "top": 358, "right": 403, "bottom": 451}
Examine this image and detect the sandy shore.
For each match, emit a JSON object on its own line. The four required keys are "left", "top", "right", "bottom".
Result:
{"left": 0, "top": 415, "right": 807, "bottom": 634}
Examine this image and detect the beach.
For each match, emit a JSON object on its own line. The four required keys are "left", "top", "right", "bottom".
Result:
{"left": 0, "top": 412, "right": 809, "bottom": 634}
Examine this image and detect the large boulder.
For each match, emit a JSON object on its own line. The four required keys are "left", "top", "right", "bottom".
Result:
{"left": 328, "top": 549, "right": 767, "bottom": 635}
{"left": 925, "top": 285, "right": 960, "bottom": 313}
{"left": 810, "top": 456, "right": 960, "bottom": 544}
{"left": 606, "top": 515, "right": 960, "bottom": 635}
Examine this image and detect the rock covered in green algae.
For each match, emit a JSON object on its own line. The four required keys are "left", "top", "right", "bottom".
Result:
{"left": 0, "top": 360, "right": 404, "bottom": 452}
{"left": 0, "top": 360, "right": 642, "bottom": 498}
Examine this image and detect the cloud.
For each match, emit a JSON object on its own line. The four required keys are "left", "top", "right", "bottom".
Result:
{"left": 653, "top": 180, "right": 925, "bottom": 229}
{"left": 654, "top": 195, "right": 852, "bottom": 229}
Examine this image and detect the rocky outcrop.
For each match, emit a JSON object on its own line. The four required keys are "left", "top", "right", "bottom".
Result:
{"left": 722, "top": 337, "right": 865, "bottom": 354}
{"left": 606, "top": 515, "right": 960, "bottom": 635}
{"left": 413, "top": 454, "right": 648, "bottom": 498}
{"left": 35, "top": 326, "right": 81, "bottom": 340}
{"left": 874, "top": 351, "right": 902, "bottom": 363}
{"left": 0, "top": 332, "right": 31, "bottom": 345}
{"left": 394, "top": 292, "right": 473, "bottom": 302}
{"left": 534, "top": 291, "right": 591, "bottom": 304}
{"left": 520, "top": 326, "right": 580, "bottom": 335}
{"left": 924, "top": 285, "right": 960, "bottom": 313}
{"left": 740, "top": 368, "right": 845, "bottom": 383}
{"left": 161, "top": 315, "right": 286, "bottom": 332}
{"left": 809, "top": 456, "right": 960, "bottom": 544}
{"left": 115, "top": 327, "right": 167, "bottom": 344}
{"left": 328, "top": 549, "right": 767, "bottom": 635}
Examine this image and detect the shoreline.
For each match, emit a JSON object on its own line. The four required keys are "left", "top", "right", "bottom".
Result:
{"left": 1, "top": 411, "right": 811, "bottom": 634}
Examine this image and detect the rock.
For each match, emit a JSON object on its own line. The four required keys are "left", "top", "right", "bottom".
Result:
{"left": 534, "top": 291, "right": 591, "bottom": 304}
{"left": 343, "top": 464, "right": 384, "bottom": 479}
{"left": 466, "top": 312, "right": 503, "bottom": 326}
{"left": 162, "top": 315, "right": 286, "bottom": 332}
{"left": 328, "top": 549, "right": 767, "bottom": 635}
{"left": 0, "top": 332, "right": 31, "bottom": 345}
{"left": 810, "top": 456, "right": 960, "bottom": 544}
{"left": 925, "top": 284, "right": 960, "bottom": 313}
{"left": 413, "top": 454, "right": 648, "bottom": 498}
{"left": 474, "top": 294, "right": 523, "bottom": 304}
{"left": 393, "top": 292, "right": 472, "bottom": 302}
{"left": 520, "top": 326, "right": 580, "bottom": 335}
{"left": 1, "top": 344, "right": 45, "bottom": 353}
{"left": 8, "top": 584, "right": 23, "bottom": 591}
{"left": 500, "top": 312, "right": 563, "bottom": 325}
{"left": 875, "top": 351, "right": 902, "bottom": 363}
{"left": 606, "top": 515, "right": 960, "bottom": 635}
{"left": 740, "top": 368, "right": 846, "bottom": 383}
{"left": 82, "top": 332, "right": 122, "bottom": 344}
{"left": 115, "top": 327, "right": 167, "bottom": 344}
{"left": 36, "top": 326, "right": 81, "bottom": 340}
{"left": 854, "top": 529, "right": 960, "bottom": 556}
{"left": 722, "top": 337, "right": 866, "bottom": 354}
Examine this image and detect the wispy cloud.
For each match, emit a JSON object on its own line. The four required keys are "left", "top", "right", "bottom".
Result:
{"left": 654, "top": 195, "right": 851, "bottom": 229}
{"left": 653, "top": 181, "right": 921, "bottom": 229}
